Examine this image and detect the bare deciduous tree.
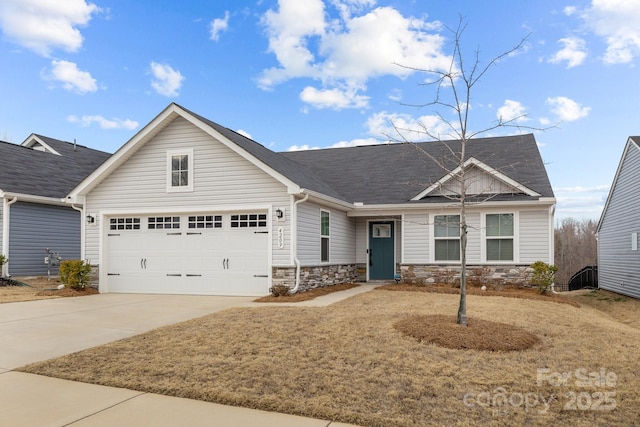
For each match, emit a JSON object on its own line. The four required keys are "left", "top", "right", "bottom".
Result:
{"left": 554, "top": 218, "right": 598, "bottom": 284}
{"left": 391, "top": 20, "right": 537, "bottom": 325}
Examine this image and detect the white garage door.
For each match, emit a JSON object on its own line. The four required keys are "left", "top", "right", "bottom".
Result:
{"left": 104, "top": 212, "right": 269, "bottom": 296}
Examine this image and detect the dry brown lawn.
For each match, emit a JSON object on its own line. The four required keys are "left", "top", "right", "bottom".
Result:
{"left": 19, "top": 288, "right": 640, "bottom": 427}
{"left": 0, "top": 277, "right": 97, "bottom": 303}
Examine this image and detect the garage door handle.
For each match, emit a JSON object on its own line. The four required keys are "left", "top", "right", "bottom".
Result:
{"left": 254, "top": 231, "right": 269, "bottom": 234}
{"left": 166, "top": 274, "right": 182, "bottom": 277}
{"left": 107, "top": 273, "right": 120, "bottom": 276}
{"left": 166, "top": 232, "right": 182, "bottom": 236}
{"left": 186, "top": 274, "right": 202, "bottom": 277}
{"left": 108, "top": 233, "right": 120, "bottom": 236}
{"left": 187, "top": 232, "right": 202, "bottom": 235}
{"left": 254, "top": 275, "right": 268, "bottom": 278}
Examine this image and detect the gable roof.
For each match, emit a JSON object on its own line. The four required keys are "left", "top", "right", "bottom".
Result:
{"left": 281, "top": 133, "right": 554, "bottom": 205}
{"left": 597, "top": 136, "right": 640, "bottom": 232}
{"left": 0, "top": 135, "right": 111, "bottom": 200}
{"left": 68, "top": 103, "right": 554, "bottom": 209}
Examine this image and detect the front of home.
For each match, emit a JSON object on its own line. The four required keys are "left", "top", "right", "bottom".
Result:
{"left": 67, "top": 103, "right": 555, "bottom": 296}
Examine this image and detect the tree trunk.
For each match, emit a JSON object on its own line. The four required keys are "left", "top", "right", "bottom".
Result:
{"left": 457, "top": 218, "right": 468, "bottom": 325}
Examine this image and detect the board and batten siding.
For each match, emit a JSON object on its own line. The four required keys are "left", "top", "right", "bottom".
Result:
{"left": 8, "top": 202, "right": 81, "bottom": 276}
{"left": 519, "top": 209, "right": 551, "bottom": 264}
{"left": 296, "top": 201, "right": 355, "bottom": 265}
{"left": 85, "top": 116, "right": 292, "bottom": 265}
{"left": 598, "top": 140, "right": 640, "bottom": 299}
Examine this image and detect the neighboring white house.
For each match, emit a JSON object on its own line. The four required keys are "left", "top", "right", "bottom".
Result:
{"left": 66, "top": 103, "right": 556, "bottom": 296}
{"left": 597, "top": 136, "right": 640, "bottom": 299}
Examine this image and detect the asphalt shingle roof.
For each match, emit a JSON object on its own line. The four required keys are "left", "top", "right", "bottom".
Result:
{"left": 179, "top": 105, "right": 553, "bottom": 205}
{"left": 0, "top": 135, "right": 111, "bottom": 199}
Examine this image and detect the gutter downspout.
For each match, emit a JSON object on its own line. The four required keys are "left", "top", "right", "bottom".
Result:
{"left": 549, "top": 203, "right": 559, "bottom": 294}
{"left": 290, "top": 192, "right": 309, "bottom": 294}
{"left": 2, "top": 196, "right": 18, "bottom": 277}
{"left": 71, "top": 204, "right": 85, "bottom": 261}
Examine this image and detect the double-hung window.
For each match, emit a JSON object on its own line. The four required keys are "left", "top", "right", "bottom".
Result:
{"left": 486, "top": 213, "right": 514, "bottom": 261}
{"left": 434, "top": 214, "right": 461, "bottom": 261}
{"left": 321, "top": 210, "right": 330, "bottom": 262}
{"left": 167, "top": 149, "right": 193, "bottom": 192}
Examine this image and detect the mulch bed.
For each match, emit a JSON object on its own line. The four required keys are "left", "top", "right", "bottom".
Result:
{"left": 254, "top": 282, "right": 359, "bottom": 302}
{"left": 378, "top": 283, "right": 579, "bottom": 306}
{"left": 36, "top": 287, "right": 99, "bottom": 297}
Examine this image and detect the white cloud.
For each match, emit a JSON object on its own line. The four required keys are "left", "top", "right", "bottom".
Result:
{"left": 546, "top": 96, "right": 591, "bottom": 121}
{"left": 366, "top": 111, "right": 454, "bottom": 142}
{"left": 259, "top": 1, "right": 451, "bottom": 110}
{"left": 548, "top": 37, "right": 587, "bottom": 68}
{"left": 150, "top": 62, "right": 184, "bottom": 97}
{"left": 68, "top": 114, "right": 138, "bottom": 130}
{"left": 210, "top": 11, "right": 229, "bottom": 41}
{"left": 582, "top": 0, "right": 640, "bottom": 64}
{"left": 300, "top": 85, "right": 369, "bottom": 109}
{"left": 0, "top": 0, "right": 100, "bottom": 56}
{"left": 496, "top": 100, "right": 528, "bottom": 123}
{"left": 563, "top": 6, "right": 577, "bottom": 16}
{"left": 46, "top": 60, "right": 97, "bottom": 94}
{"left": 236, "top": 129, "right": 252, "bottom": 139}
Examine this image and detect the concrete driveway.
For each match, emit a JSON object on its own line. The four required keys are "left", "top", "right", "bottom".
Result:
{"left": 0, "top": 293, "right": 254, "bottom": 372}
{"left": 0, "top": 291, "right": 363, "bottom": 427}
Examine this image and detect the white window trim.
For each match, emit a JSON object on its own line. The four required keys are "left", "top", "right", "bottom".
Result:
{"left": 431, "top": 213, "right": 461, "bottom": 263}
{"left": 166, "top": 148, "right": 194, "bottom": 193}
{"left": 320, "top": 209, "right": 330, "bottom": 263}
{"left": 480, "top": 211, "right": 519, "bottom": 263}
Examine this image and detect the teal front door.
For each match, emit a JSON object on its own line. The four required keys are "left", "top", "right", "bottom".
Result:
{"left": 369, "top": 221, "right": 395, "bottom": 280}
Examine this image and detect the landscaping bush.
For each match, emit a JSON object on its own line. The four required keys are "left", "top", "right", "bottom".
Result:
{"left": 269, "top": 284, "right": 291, "bottom": 297}
{"left": 59, "top": 260, "right": 92, "bottom": 289}
{"left": 530, "top": 261, "right": 558, "bottom": 294}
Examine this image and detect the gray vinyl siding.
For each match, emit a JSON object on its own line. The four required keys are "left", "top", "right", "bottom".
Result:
{"left": 465, "top": 212, "right": 481, "bottom": 262}
{"left": 85, "top": 117, "right": 291, "bottom": 265}
{"left": 296, "top": 201, "right": 355, "bottom": 265}
{"left": 403, "top": 213, "right": 429, "bottom": 263}
{"left": 8, "top": 202, "right": 80, "bottom": 276}
{"left": 0, "top": 203, "right": 4, "bottom": 251}
{"left": 355, "top": 217, "right": 367, "bottom": 264}
{"left": 598, "top": 140, "right": 640, "bottom": 299}
{"left": 519, "top": 209, "right": 551, "bottom": 264}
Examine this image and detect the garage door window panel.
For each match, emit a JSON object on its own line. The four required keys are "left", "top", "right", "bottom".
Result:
{"left": 148, "top": 216, "right": 181, "bottom": 230}
{"left": 110, "top": 217, "right": 141, "bottom": 231}
{"left": 188, "top": 215, "right": 222, "bottom": 229}
{"left": 231, "top": 213, "right": 267, "bottom": 228}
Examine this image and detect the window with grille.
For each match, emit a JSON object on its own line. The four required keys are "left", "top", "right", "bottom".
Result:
{"left": 109, "top": 217, "right": 141, "bottom": 230}
{"left": 230, "top": 213, "right": 267, "bottom": 228}
{"left": 188, "top": 215, "right": 222, "bottom": 229}
{"left": 148, "top": 216, "right": 181, "bottom": 230}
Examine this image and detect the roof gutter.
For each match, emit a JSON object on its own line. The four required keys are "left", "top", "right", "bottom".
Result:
{"left": 2, "top": 196, "right": 18, "bottom": 277}
{"left": 296, "top": 188, "right": 354, "bottom": 211}
{"left": 290, "top": 192, "right": 309, "bottom": 294}
{"left": 1, "top": 191, "right": 69, "bottom": 207}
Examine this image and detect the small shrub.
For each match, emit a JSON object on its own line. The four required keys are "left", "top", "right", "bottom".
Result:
{"left": 59, "top": 260, "right": 92, "bottom": 289}
{"left": 269, "top": 284, "right": 291, "bottom": 297}
{"left": 530, "top": 261, "right": 558, "bottom": 295}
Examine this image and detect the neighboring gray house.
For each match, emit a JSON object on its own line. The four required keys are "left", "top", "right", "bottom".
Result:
{"left": 67, "top": 103, "right": 556, "bottom": 296}
{"left": 0, "top": 135, "right": 110, "bottom": 277}
{"left": 597, "top": 136, "right": 640, "bottom": 299}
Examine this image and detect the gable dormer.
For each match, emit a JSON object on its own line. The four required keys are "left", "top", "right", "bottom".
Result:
{"left": 411, "top": 157, "right": 541, "bottom": 200}
{"left": 21, "top": 134, "right": 62, "bottom": 156}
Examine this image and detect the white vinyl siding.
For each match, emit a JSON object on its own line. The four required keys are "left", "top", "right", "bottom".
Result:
{"left": 598, "top": 139, "right": 640, "bottom": 299}
{"left": 297, "top": 201, "right": 355, "bottom": 265}
{"left": 403, "top": 213, "right": 429, "bottom": 263}
{"left": 85, "top": 117, "right": 291, "bottom": 265}
{"left": 519, "top": 210, "right": 551, "bottom": 264}
{"left": 355, "top": 217, "right": 367, "bottom": 264}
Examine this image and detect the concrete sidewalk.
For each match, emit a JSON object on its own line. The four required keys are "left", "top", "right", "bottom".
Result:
{"left": 1, "top": 286, "right": 374, "bottom": 426}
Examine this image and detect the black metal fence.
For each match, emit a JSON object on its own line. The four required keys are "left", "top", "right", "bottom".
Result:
{"left": 554, "top": 265, "right": 598, "bottom": 292}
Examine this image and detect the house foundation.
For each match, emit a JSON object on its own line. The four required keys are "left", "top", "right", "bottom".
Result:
{"left": 272, "top": 264, "right": 358, "bottom": 292}
{"left": 400, "top": 264, "right": 534, "bottom": 287}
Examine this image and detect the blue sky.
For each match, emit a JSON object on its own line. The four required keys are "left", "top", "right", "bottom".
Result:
{"left": 1, "top": 0, "right": 638, "bottom": 221}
